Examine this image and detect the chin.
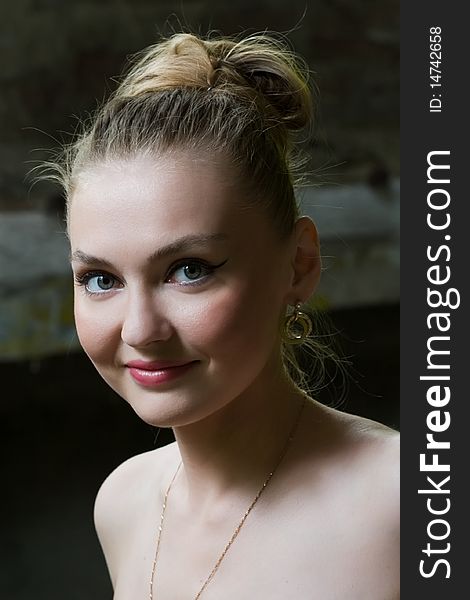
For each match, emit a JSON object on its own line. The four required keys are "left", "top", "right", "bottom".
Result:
{"left": 116, "top": 383, "right": 223, "bottom": 429}
{"left": 126, "top": 399, "right": 216, "bottom": 429}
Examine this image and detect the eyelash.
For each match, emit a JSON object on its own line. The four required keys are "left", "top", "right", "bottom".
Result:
{"left": 74, "top": 258, "right": 228, "bottom": 296}
{"left": 74, "top": 270, "right": 119, "bottom": 296}
{"left": 167, "top": 258, "right": 227, "bottom": 287}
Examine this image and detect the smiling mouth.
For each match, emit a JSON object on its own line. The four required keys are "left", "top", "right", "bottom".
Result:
{"left": 126, "top": 360, "right": 199, "bottom": 387}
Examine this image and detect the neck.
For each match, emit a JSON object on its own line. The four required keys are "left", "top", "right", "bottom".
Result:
{"left": 171, "top": 356, "right": 306, "bottom": 512}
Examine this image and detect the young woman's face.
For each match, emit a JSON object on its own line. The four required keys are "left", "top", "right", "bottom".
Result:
{"left": 69, "top": 152, "right": 296, "bottom": 427}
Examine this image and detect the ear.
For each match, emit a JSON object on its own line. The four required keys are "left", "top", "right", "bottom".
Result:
{"left": 286, "top": 216, "right": 321, "bottom": 304}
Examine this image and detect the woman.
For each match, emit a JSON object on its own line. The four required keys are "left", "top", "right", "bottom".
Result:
{"left": 58, "top": 32, "right": 399, "bottom": 599}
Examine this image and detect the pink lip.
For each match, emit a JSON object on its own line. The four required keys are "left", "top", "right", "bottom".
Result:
{"left": 125, "top": 359, "right": 198, "bottom": 387}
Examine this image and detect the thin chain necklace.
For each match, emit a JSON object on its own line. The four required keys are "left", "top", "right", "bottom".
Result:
{"left": 149, "top": 394, "right": 307, "bottom": 600}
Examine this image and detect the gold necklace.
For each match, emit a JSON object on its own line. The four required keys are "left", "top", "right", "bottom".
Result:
{"left": 149, "top": 394, "right": 307, "bottom": 600}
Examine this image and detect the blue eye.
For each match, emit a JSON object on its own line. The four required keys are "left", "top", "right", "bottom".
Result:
{"left": 87, "top": 274, "right": 115, "bottom": 292}
{"left": 167, "top": 259, "right": 228, "bottom": 286}
{"left": 169, "top": 261, "right": 212, "bottom": 285}
{"left": 75, "top": 272, "right": 118, "bottom": 294}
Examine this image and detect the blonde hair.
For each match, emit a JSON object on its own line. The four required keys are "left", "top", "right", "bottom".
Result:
{"left": 54, "top": 32, "right": 313, "bottom": 237}
{"left": 46, "top": 31, "right": 345, "bottom": 398}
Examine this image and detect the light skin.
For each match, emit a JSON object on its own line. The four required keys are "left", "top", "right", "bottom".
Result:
{"left": 69, "top": 151, "right": 399, "bottom": 599}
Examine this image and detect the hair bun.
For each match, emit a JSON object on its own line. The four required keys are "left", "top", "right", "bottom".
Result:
{"left": 210, "top": 35, "right": 313, "bottom": 131}
{"left": 118, "top": 33, "right": 313, "bottom": 133}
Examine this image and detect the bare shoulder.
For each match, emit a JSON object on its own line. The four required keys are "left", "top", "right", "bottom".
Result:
{"left": 346, "top": 409, "right": 400, "bottom": 495}
{"left": 300, "top": 401, "right": 400, "bottom": 526}
{"left": 94, "top": 440, "right": 178, "bottom": 523}
{"left": 348, "top": 413, "right": 400, "bottom": 594}
{"left": 325, "top": 405, "right": 400, "bottom": 515}
{"left": 93, "top": 441, "right": 179, "bottom": 586}
{"left": 342, "top": 407, "right": 400, "bottom": 460}
{"left": 329, "top": 407, "right": 400, "bottom": 592}
{"left": 302, "top": 404, "right": 400, "bottom": 597}
{"left": 354, "top": 414, "right": 400, "bottom": 531}
{"left": 315, "top": 400, "right": 399, "bottom": 460}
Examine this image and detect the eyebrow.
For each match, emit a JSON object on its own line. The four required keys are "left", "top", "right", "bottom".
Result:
{"left": 70, "top": 233, "right": 229, "bottom": 266}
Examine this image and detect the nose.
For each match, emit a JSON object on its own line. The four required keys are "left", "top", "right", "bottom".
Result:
{"left": 120, "top": 288, "right": 173, "bottom": 348}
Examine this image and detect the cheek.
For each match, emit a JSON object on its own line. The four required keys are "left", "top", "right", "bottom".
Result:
{"left": 74, "top": 295, "right": 119, "bottom": 365}
{"left": 175, "top": 282, "right": 280, "bottom": 361}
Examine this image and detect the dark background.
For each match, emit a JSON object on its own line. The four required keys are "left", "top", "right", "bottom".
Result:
{"left": 1, "top": 1, "right": 399, "bottom": 598}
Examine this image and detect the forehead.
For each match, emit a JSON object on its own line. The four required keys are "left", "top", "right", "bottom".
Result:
{"left": 68, "top": 152, "right": 254, "bottom": 246}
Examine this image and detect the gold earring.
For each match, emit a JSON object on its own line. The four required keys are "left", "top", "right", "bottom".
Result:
{"left": 282, "top": 302, "right": 313, "bottom": 344}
